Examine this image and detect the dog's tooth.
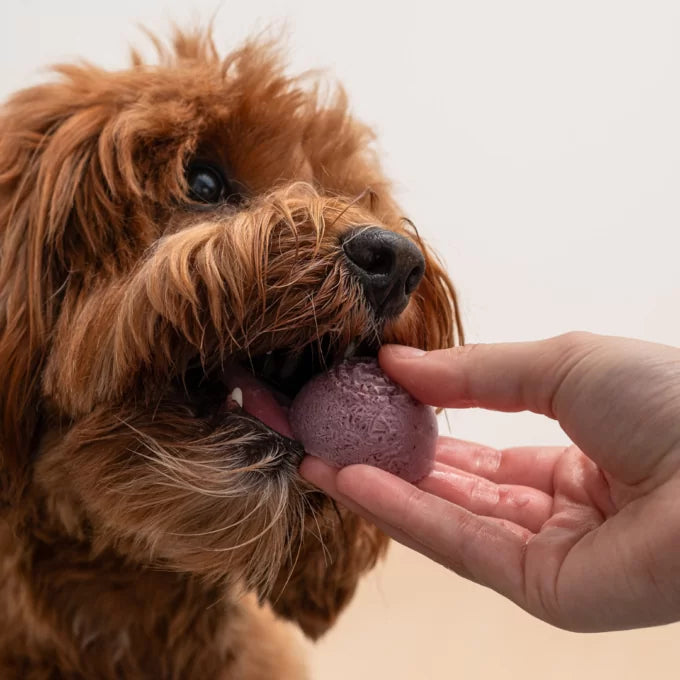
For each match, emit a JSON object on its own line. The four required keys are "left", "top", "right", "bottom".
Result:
{"left": 230, "top": 387, "right": 243, "bottom": 408}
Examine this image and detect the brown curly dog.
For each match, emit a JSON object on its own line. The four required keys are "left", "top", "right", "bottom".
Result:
{"left": 0, "top": 27, "right": 462, "bottom": 679}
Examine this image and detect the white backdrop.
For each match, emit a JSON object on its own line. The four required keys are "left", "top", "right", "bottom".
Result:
{"left": 3, "top": 2, "right": 680, "bottom": 678}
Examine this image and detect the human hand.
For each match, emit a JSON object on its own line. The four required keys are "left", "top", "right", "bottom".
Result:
{"left": 300, "top": 332, "right": 680, "bottom": 632}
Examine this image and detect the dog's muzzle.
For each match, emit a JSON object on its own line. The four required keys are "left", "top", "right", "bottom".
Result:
{"left": 219, "top": 226, "right": 427, "bottom": 444}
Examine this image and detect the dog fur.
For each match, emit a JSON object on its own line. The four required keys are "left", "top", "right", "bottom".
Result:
{"left": 0, "top": 27, "right": 462, "bottom": 679}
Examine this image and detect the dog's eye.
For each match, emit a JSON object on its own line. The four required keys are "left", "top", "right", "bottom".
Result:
{"left": 186, "top": 164, "right": 227, "bottom": 203}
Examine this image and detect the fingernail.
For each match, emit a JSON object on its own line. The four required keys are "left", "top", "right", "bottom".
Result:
{"left": 384, "top": 344, "right": 427, "bottom": 359}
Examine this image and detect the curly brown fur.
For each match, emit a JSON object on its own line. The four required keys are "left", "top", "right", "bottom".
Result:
{"left": 0, "top": 27, "right": 462, "bottom": 679}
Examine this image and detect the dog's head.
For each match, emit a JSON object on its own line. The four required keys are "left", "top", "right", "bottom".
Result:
{"left": 0, "top": 29, "right": 461, "bottom": 637}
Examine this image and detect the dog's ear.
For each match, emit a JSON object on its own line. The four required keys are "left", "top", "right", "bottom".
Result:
{"left": 0, "top": 74, "right": 120, "bottom": 500}
{"left": 270, "top": 502, "right": 388, "bottom": 639}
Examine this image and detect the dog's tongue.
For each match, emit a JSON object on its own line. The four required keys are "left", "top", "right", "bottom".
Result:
{"left": 224, "top": 364, "right": 294, "bottom": 439}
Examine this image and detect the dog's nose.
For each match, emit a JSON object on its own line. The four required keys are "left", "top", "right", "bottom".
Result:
{"left": 342, "top": 227, "right": 426, "bottom": 318}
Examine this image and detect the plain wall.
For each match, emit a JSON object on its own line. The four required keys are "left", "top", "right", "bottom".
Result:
{"left": 2, "top": 2, "right": 680, "bottom": 678}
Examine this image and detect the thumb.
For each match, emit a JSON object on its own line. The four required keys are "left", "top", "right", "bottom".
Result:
{"left": 378, "top": 333, "right": 600, "bottom": 418}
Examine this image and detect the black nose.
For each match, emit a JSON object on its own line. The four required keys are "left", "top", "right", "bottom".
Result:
{"left": 342, "top": 227, "right": 426, "bottom": 318}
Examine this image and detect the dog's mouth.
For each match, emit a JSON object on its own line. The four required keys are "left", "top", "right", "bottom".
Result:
{"left": 186, "top": 335, "right": 379, "bottom": 440}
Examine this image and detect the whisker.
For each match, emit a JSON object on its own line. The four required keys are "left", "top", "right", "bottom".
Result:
{"left": 167, "top": 497, "right": 268, "bottom": 537}
{"left": 307, "top": 292, "right": 327, "bottom": 372}
{"left": 201, "top": 486, "right": 288, "bottom": 553}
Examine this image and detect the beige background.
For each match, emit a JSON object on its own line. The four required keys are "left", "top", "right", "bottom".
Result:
{"left": 305, "top": 543, "right": 680, "bottom": 679}
{"left": 3, "top": 1, "right": 680, "bottom": 678}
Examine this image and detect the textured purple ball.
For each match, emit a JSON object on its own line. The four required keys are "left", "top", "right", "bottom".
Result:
{"left": 290, "top": 359, "right": 437, "bottom": 482}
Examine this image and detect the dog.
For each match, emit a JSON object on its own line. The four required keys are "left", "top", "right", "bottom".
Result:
{"left": 0, "top": 27, "right": 462, "bottom": 679}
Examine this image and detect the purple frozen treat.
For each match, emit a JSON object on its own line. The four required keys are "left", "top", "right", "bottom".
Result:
{"left": 290, "top": 358, "right": 437, "bottom": 482}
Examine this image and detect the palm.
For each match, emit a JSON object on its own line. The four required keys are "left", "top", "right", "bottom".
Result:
{"left": 413, "top": 437, "right": 680, "bottom": 631}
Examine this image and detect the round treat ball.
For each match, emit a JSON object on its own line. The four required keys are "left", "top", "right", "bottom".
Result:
{"left": 290, "top": 358, "right": 437, "bottom": 482}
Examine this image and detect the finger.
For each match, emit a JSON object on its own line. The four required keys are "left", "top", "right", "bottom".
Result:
{"left": 301, "top": 454, "right": 530, "bottom": 534}
{"left": 302, "top": 450, "right": 552, "bottom": 532}
{"left": 335, "top": 463, "right": 532, "bottom": 602}
{"left": 379, "top": 333, "right": 600, "bottom": 417}
{"left": 418, "top": 461, "right": 552, "bottom": 533}
{"left": 300, "top": 456, "right": 475, "bottom": 573}
{"left": 300, "top": 456, "right": 532, "bottom": 604}
{"left": 435, "top": 437, "right": 564, "bottom": 494}
{"left": 301, "top": 456, "right": 533, "bottom": 598}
